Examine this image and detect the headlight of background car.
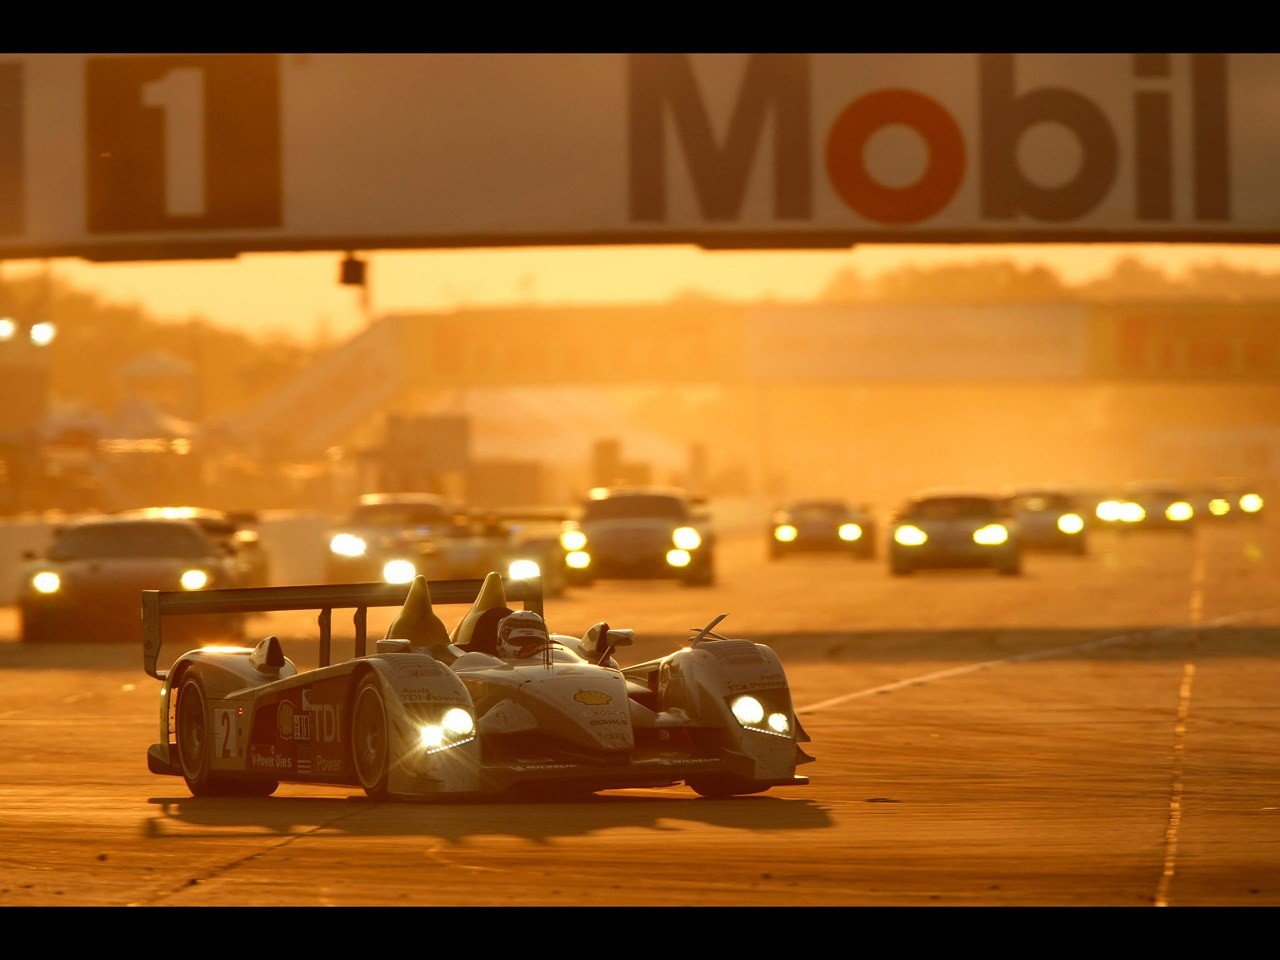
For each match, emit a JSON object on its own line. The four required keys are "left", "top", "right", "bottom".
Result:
{"left": 1057, "top": 513, "right": 1085, "bottom": 534}
{"left": 774, "top": 524, "right": 798, "bottom": 543}
{"left": 418, "top": 707, "right": 476, "bottom": 754}
{"left": 507, "top": 558, "right": 541, "bottom": 581}
{"left": 672, "top": 526, "right": 702, "bottom": 550}
{"left": 382, "top": 559, "right": 416, "bottom": 584}
{"left": 559, "top": 529, "right": 587, "bottom": 551}
{"left": 180, "top": 569, "right": 209, "bottom": 590}
{"left": 1240, "top": 493, "right": 1264, "bottom": 514}
{"left": 1208, "top": 498, "right": 1230, "bottom": 516}
{"left": 1165, "top": 501, "right": 1194, "bottom": 522}
{"left": 31, "top": 571, "right": 60, "bottom": 594}
{"left": 665, "top": 549, "right": 691, "bottom": 568}
{"left": 838, "top": 523, "right": 862, "bottom": 542}
{"left": 1095, "top": 500, "right": 1123, "bottom": 522}
{"left": 329, "top": 532, "right": 367, "bottom": 557}
{"left": 1118, "top": 502, "right": 1146, "bottom": 523}
{"left": 894, "top": 524, "right": 928, "bottom": 547}
{"left": 972, "top": 523, "right": 1009, "bottom": 546}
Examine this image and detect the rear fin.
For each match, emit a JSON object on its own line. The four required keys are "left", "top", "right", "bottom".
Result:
{"left": 250, "top": 635, "right": 284, "bottom": 674}
{"left": 385, "top": 575, "right": 450, "bottom": 651}
{"left": 449, "top": 571, "right": 510, "bottom": 648}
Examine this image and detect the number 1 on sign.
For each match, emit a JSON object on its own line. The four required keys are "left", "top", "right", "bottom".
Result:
{"left": 141, "top": 67, "right": 206, "bottom": 218}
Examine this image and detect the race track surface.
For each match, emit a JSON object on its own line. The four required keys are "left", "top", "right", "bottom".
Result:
{"left": 1, "top": 524, "right": 1277, "bottom": 905}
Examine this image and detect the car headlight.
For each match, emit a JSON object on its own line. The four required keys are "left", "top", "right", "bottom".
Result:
{"left": 774, "top": 524, "right": 798, "bottom": 543}
{"left": 973, "top": 523, "right": 1009, "bottom": 546}
{"left": 419, "top": 707, "right": 476, "bottom": 754}
{"left": 894, "top": 524, "right": 928, "bottom": 547}
{"left": 665, "top": 548, "right": 692, "bottom": 568}
{"left": 1057, "top": 513, "right": 1085, "bottom": 535}
{"left": 1208, "top": 498, "right": 1230, "bottom": 517}
{"left": 507, "top": 558, "right": 541, "bottom": 581}
{"left": 31, "top": 571, "right": 60, "bottom": 594}
{"left": 180, "top": 569, "right": 209, "bottom": 590}
{"left": 1118, "top": 502, "right": 1146, "bottom": 523}
{"left": 1240, "top": 493, "right": 1264, "bottom": 514}
{"left": 1165, "top": 501, "right": 1194, "bottom": 522}
{"left": 838, "top": 522, "right": 862, "bottom": 542}
{"left": 767, "top": 712, "right": 790, "bottom": 734}
{"left": 330, "top": 533, "right": 367, "bottom": 557}
{"left": 383, "top": 559, "right": 416, "bottom": 584}
{"left": 566, "top": 550, "right": 591, "bottom": 569}
{"left": 1096, "top": 500, "right": 1123, "bottom": 522}
{"left": 560, "top": 529, "right": 587, "bottom": 551}
{"left": 730, "top": 695, "right": 765, "bottom": 726}
{"left": 672, "top": 526, "right": 702, "bottom": 550}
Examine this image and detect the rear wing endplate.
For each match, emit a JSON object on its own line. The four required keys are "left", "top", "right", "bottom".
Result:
{"left": 142, "top": 577, "right": 544, "bottom": 680}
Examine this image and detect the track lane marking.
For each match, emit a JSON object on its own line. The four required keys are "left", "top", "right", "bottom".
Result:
{"left": 1154, "top": 662, "right": 1196, "bottom": 907}
{"left": 796, "top": 604, "right": 1280, "bottom": 716}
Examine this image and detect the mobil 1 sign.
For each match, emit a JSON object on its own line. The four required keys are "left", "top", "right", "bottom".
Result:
{"left": 0, "top": 53, "right": 1278, "bottom": 260}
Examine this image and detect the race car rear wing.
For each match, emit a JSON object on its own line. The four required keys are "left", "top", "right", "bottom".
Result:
{"left": 142, "top": 576, "right": 544, "bottom": 680}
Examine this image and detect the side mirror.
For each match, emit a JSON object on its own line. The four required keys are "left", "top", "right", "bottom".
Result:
{"left": 585, "top": 621, "right": 634, "bottom": 665}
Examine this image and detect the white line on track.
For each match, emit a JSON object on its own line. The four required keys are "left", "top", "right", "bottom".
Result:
{"left": 795, "top": 604, "right": 1280, "bottom": 716}
{"left": 1154, "top": 662, "right": 1196, "bottom": 907}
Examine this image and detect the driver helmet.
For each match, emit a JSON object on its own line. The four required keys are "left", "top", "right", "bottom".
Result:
{"left": 496, "top": 610, "right": 551, "bottom": 659}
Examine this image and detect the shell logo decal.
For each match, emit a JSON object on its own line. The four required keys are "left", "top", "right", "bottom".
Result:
{"left": 573, "top": 689, "right": 612, "bottom": 706}
{"left": 276, "top": 700, "right": 295, "bottom": 740}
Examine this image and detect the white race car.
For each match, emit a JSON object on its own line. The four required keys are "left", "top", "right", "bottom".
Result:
{"left": 144, "top": 573, "right": 812, "bottom": 800}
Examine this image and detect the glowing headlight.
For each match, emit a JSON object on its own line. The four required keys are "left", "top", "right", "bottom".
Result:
{"left": 566, "top": 550, "right": 591, "bottom": 569}
{"left": 442, "top": 708, "right": 475, "bottom": 736}
{"left": 1208, "top": 498, "right": 1230, "bottom": 517}
{"left": 180, "top": 569, "right": 209, "bottom": 591}
{"left": 0, "top": 317, "right": 14, "bottom": 341}
{"left": 419, "top": 725, "right": 444, "bottom": 749}
{"left": 29, "top": 321, "right": 56, "bottom": 346}
{"left": 382, "top": 559, "right": 416, "bottom": 584}
{"left": 767, "top": 712, "right": 790, "bottom": 734}
{"left": 1096, "top": 500, "right": 1123, "bottom": 522}
{"left": 329, "top": 533, "right": 367, "bottom": 557}
{"left": 1057, "top": 513, "right": 1085, "bottom": 535}
{"left": 31, "top": 571, "right": 61, "bottom": 594}
{"left": 838, "top": 523, "right": 863, "bottom": 542}
{"left": 774, "top": 524, "right": 798, "bottom": 543}
{"left": 731, "top": 695, "right": 765, "bottom": 726}
{"left": 894, "top": 524, "right": 928, "bottom": 547}
{"left": 560, "top": 529, "right": 587, "bottom": 551}
{"left": 665, "top": 548, "right": 692, "bottom": 568}
{"left": 973, "top": 523, "right": 1009, "bottom": 546}
{"left": 1118, "top": 502, "right": 1146, "bottom": 523}
{"left": 1240, "top": 493, "right": 1264, "bottom": 514}
{"left": 507, "top": 558, "right": 541, "bottom": 581}
{"left": 672, "top": 526, "right": 702, "bottom": 550}
{"left": 1165, "top": 501, "right": 1194, "bottom": 522}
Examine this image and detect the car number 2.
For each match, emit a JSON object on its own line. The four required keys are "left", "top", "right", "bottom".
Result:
{"left": 214, "top": 708, "right": 238, "bottom": 758}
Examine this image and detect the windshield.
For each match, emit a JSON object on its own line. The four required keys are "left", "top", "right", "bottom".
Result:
{"left": 350, "top": 503, "right": 448, "bottom": 528}
{"left": 49, "top": 522, "right": 211, "bottom": 560}
{"left": 790, "top": 500, "right": 849, "bottom": 517}
{"left": 1012, "top": 494, "right": 1073, "bottom": 512}
{"left": 582, "top": 495, "right": 689, "bottom": 522}
{"left": 906, "top": 497, "right": 1001, "bottom": 521}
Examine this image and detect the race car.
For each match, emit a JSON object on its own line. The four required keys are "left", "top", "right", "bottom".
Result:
{"left": 889, "top": 491, "right": 1022, "bottom": 577}
{"left": 769, "top": 499, "right": 876, "bottom": 560}
{"left": 559, "top": 486, "right": 715, "bottom": 587}
{"left": 1110, "top": 484, "right": 1198, "bottom": 534}
{"left": 143, "top": 572, "right": 812, "bottom": 800}
{"left": 19, "top": 515, "right": 247, "bottom": 642}
{"left": 118, "top": 507, "right": 271, "bottom": 587}
{"left": 1005, "top": 489, "right": 1088, "bottom": 554}
{"left": 486, "top": 506, "right": 575, "bottom": 597}
{"left": 324, "top": 493, "right": 459, "bottom": 583}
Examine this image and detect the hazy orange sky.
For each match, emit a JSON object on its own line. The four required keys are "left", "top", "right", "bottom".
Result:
{"left": 7, "top": 243, "right": 1280, "bottom": 342}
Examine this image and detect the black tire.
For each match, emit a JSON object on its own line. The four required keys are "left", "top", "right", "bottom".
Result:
{"left": 350, "top": 675, "right": 392, "bottom": 801}
{"left": 687, "top": 775, "right": 772, "bottom": 798}
{"left": 997, "top": 559, "right": 1023, "bottom": 577}
{"left": 681, "top": 564, "right": 716, "bottom": 588}
{"left": 175, "top": 675, "right": 278, "bottom": 798}
{"left": 890, "top": 559, "right": 913, "bottom": 576}
{"left": 19, "top": 607, "right": 56, "bottom": 643}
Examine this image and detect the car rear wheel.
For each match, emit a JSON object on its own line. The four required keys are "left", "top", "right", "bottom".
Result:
{"left": 687, "top": 775, "right": 771, "bottom": 798}
{"left": 351, "top": 676, "right": 391, "bottom": 801}
{"left": 175, "top": 675, "right": 278, "bottom": 798}
{"left": 890, "top": 559, "right": 914, "bottom": 576}
{"left": 19, "top": 607, "right": 56, "bottom": 643}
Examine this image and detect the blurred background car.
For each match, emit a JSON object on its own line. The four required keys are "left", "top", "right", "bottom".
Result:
{"left": 561, "top": 486, "right": 714, "bottom": 587}
{"left": 1006, "top": 489, "right": 1088, "bottom": 555}
{"left": 118, "top": 507, "right": 272, "bottom": 587}
{"left": 1114, "top": 483, "right": 1197, "bottom": 533}
{"left": 325, "top": 493, "right": 457, "bottom": 583}
{"left": 489, "top": 506, "right": 574, "bottom": 597}
{"left": 769, "top": 499, "right": 876, "bottom": 560}
{"left": 17, "top": 516, "right": 245, "bottom": 642}
{"left": 1187, "top": 480, "right": 1266, "bottom": 524}
{"left": 889, "top": 492, "right": 1022, "bottom": 577}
